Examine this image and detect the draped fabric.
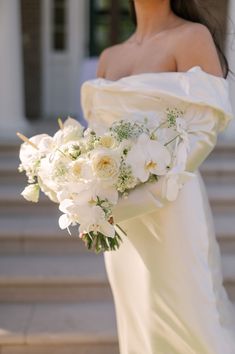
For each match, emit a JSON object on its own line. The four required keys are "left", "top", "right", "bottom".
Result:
{"left": 81, "top": 66, "right": 235, "bottom": 354}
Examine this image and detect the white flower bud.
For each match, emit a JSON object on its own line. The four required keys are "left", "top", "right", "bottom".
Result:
{"left": 21, "top": 184, "right": 40, "bottom": 203}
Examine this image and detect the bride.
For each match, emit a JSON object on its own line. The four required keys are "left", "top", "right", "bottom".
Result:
{"left": 81, "top": 0, "right": 235, "bottom": 353}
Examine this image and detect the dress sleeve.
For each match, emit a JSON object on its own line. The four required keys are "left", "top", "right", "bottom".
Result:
{"left": 112, "top": 104, "right": 232, "bottom": 224}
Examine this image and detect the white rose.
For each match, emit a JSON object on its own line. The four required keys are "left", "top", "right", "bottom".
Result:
{"left": 90, "top": 148, "right": 121, "bottom": 181}
{"left": 70, "top": 157, "right": 92, "bottom": 181}
{"left": 21, "top": 184, "right": 40, "bottom": 202}
{"left": 96, "top": 134, "right": 118, "bottom": 149}
{"left": 53, "top": 117, "right": 84, "bottom": 146}
{"left": 37, "top": 176, "right": 59, "bottom": 203}
{"left": 19, "top": 134, "right": 51, "bottom": 165}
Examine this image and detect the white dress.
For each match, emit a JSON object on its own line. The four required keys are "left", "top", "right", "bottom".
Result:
{"left": 81, "top": 66, "right": 235, "bottom": 354}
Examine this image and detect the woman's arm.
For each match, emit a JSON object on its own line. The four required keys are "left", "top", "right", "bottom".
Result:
{"left": 96, "top": 48, "right": 109, "bottom": 78}
{"left": 175, "top": 23, "right": 224, "bottom": 77}
{"left": 111, "top": 24, "right": 227, "bottom": 224}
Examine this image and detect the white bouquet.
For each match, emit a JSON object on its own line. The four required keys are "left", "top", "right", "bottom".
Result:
{"left": 17, "top": 109, "right": 195, "bottom": 253}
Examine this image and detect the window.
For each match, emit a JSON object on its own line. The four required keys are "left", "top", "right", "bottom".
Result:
{"left": 52, "top": 0, "right": 67, "bottom": 51}
{"left": 89, "top": 0, "right": 135, "bottom": 56}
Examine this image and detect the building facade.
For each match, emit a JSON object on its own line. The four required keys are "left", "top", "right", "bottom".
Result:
{"left": 0, "top": 0, "right": 235, "bottom": 139}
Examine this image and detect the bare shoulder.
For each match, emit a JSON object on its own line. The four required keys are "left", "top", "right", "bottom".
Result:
{"left": 96, "top": 43, "right": 123, "bottom": 78}
{"left": 174, "top": 22, "right": 223, "bottom": 77}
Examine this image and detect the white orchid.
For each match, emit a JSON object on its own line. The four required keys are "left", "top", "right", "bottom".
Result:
{"left": 126, "top": 133, "right": 171, "bottom": 182}
{"left": 161, "top": 168, "right": 195, "bottom": 201}
{"left": 59, "top": 200, "right": 115, "bottom": 238}
{"left": 84, "top": 180, "right": 118, "bottom": 204}
{"left": 175, "top": 117, "right": 190, "bottom": 147}
{"left": 78, "top": 205, "right": 115, "bottom": 238}
{"left": 58, "top": 199, "right": 81, "bottom": 229}
{"left": 172, "top": 140, "right": 189, "bottom": 171}
{"left": 57, "top": 179, "right": 118, "bottom": 205}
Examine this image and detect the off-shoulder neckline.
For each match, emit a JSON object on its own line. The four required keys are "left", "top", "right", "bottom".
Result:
{"left": 87, "top": 65, "right": 226, "bottom": 84}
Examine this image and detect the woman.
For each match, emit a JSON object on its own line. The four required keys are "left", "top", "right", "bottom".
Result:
{"left": 81, "top": 0, "right": 235, "bottom": 352}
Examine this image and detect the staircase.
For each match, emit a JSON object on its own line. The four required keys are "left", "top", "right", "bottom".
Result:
{"left": 0, "top": 139, "right": 234, "bottom": 354}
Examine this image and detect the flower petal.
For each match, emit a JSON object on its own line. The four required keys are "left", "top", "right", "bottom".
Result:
{"left": 59, "top": 214, "right": 71, "bottom": 229}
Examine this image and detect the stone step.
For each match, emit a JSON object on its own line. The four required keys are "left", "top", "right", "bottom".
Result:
{"left": 0, "top": 250, "right": 234, "bottom": 303}
{"left": 0, "top": 158, "right": 25, "bottom": 184}
{"left": 0, "top": 254, "right": 112, "bottom": 302}
{"left": 0, "top": 212, "right": 232, "bottom": 256}
{"left": 0, "top": 212, "right": 233, "bottom": 255}
{"left": 0, "top": 182, "right": 234, "bottom": 216}
{"left": 222, "top": 255, "right": 235, "bottom": 303}
{"left": 206, "top": 184, "right": 235, "bottom": 212}
{"left": 208, "top": 140, "right": 235, "bottom": 158}
{"left": 0, "top": 184, "right": 57, "bottom": 216}
{"left": 200, "top": 158, "right": 235, "bottom": 183}
{"left": 0, "top": 301, "right": 118, "bottom": 354}
{"left": 214, "top": 212, "right": 235, "bottom": 254}
{"left": 0, "top": 214, "right": 89, "bottom": 255}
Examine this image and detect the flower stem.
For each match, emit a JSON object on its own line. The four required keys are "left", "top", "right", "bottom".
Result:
{"left": 115, "top": 223, "right": 127, "bottom": 236}
{"left": 164, "top": 134, "right": 180, "bottom": 146}
{"left": 58, "top": 117, "right": 64, "bottom": 130}
{"left": 151, "top": 120, "right": 167, "bottom": 134}
{"left": 16, "top": 132, "right": 39, "bottom": 150}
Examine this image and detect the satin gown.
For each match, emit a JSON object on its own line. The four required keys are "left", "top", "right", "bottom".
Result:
{"left": 81, "top": 66, "right": 235, "bottom": 354}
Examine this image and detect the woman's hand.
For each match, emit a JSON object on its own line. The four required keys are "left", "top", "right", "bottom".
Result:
{"left": 111, "top": 176, "right": 166, "bottom": 224}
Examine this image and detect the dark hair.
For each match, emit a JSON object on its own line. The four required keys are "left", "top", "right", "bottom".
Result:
{"left": 129, "top": 0, "right": 229, "bottom": 78}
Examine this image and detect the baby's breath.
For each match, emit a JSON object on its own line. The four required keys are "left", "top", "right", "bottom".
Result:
{"left": 53, "top": 163, "right": 68, "bottom": 179}
{"left": 115, "top": 162, "right": 137, "bottom": 193}
{"left": 83, "top": 130, "right": 99, "bottom": 151}
{"left": 166, "top": 107, "right": 184, "bottom": 127}
{"left": 68, "top": 144, "right": 81, "bottom": 160}
{"left": 110, "top": 120, "right": 148, "bottom": 142}
{"left": 96, "top": 197, "right": 113, "bottom": 218}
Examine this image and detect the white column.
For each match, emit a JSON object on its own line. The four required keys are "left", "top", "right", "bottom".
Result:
{"left": 224, "top": 0, "right": 235, "bottom": 141}
{"left": 69, "top": 0, "right": 88, "bottom": 116}
{"left": 0, "top": 0, "right": 27, "bottom": 139}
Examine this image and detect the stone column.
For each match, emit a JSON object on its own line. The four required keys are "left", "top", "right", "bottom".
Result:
{"left": 224, "top": 0, "right": 235, "bottom": 140}
{"left": 0, "top": 0, "right": 27, "bottom": 139}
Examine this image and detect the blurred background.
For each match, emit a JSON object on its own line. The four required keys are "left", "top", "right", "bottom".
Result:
{"left": 1, "top": 0, "right": 235, "bottom": 136}
{"left": 0, "top": 1, "right": 235, "bottom": 353}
